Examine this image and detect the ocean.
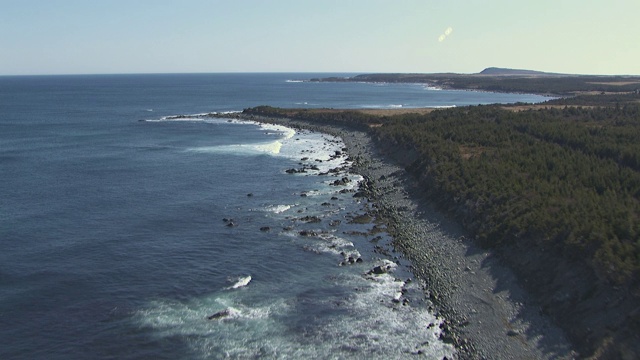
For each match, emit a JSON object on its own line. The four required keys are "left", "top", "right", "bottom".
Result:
{"left": 0, "top": 73, "right": 549, "bottom": 359}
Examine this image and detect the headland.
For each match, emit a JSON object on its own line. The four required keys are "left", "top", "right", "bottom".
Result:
{"left": 231, "top": 72, "right": 640, "bottom": 359}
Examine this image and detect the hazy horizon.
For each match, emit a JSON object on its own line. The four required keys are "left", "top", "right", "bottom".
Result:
{"left": 3, "top": 68, "right": 639, "bottom": 78}
{"left": 2, "top": 0, "right": 639, "bottom": 76}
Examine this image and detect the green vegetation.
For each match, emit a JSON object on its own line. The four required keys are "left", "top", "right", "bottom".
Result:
{"left": 245, "top": 99, "right": 640, "bottom": 286}
{"left": 545, "top": 92, "right": 640, "bottom": 106}
{"left": 379, "top": 105, "right": 640, "bottom": 285}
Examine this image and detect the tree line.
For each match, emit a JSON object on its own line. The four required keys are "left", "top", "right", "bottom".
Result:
{"left": 244, "top": 101, "right": 640, "bottom": 286}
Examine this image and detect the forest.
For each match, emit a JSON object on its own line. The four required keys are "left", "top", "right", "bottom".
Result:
{"left": 245, "top": 95, "right": 640, "bottom": 287}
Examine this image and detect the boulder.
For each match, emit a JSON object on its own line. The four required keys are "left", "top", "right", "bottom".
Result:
{"left": 299, "top": 215, "right": 321, "bottom": 223}
{"left": 207, "top": 309, "right": 231, "bottom": 320}
{"left": 331, "top": 177, "right": 351, "bottom": 186}
{"left": 366, "top": 260, "right": 397, "bottom": 275}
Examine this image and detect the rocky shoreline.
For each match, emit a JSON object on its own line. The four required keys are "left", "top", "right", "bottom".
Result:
{"left": 226, "top": 113, "right": 576, "bottom": 359}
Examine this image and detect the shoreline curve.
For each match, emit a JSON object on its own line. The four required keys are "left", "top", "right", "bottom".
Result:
{"left": 231, "top": 112, "right": 576, "bottom": 359}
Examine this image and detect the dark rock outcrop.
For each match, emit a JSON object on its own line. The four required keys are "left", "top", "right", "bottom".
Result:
{"left": 207, "top": 309, "right": 232, "bottom": 320}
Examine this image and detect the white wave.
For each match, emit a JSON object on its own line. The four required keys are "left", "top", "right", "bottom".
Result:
{"left": 254, "top": 141, "right": 283, "bottom": 154}
{"left": 367, "top": 259, "right": 398, "bottom": 275}
{"left": 308, "top": 270, "right": 454, "bottom": 358}
{"left": 356, "top": 104, "right": 405, "bottom": 109}
{"left": 286, "top": 80, "right": 305, "bottom": 83}
{"left": 134, "top": 269, "right": 454, "bottom": 359}
{"left": 160, "top": 115, "right": 203, "bottom": 121}
{"left": 186, "top": 141, "right": 283, "bottom": 156}
{"left": 424, "top": 85, "right": 443, "bottom": 91}
{"left": 144, "top": 115, "right": 222, "bottom": 123}
{"left": 226, "top": 275, "right": 252, "bottom": 290}
{"left": 265, "top": 205, "right": 292, "bottom": 214}
{"left": 301, "top": 189, "right": 322, "bottom": 197}
{"left": 315, "top": 234, "right": 355, "bottom": 254}
{"left": 299, "top": 233, "right": 364, "bottom": 267}
{"left": 134, "top": 294, "right": 283, "bottom": 334}
{"left": 143, "top": 117, "right": 205, "bottom": 123}
{"left": 172, "top": 119, "right": 352, "bottom": 175}
{"left": 207, "top": 306, "right": 242, "bottom": 320}
{"left": 429, "top": 105, "right": 457, "bottom": 109}
{"left": 142, "top": 111, "right": 243, "bottom": 123}
{"left": 258, "top": 123, "right": 296, "bottom": 140}
{"left": 185, "top": 145, "right": 239, "bottom": 154}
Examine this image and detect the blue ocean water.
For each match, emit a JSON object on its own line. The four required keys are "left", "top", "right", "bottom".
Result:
{"left": 0, "top": 74, "right": 548, "bottom": 359}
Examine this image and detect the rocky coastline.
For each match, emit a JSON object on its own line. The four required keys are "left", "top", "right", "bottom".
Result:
{"left": 224, "top": 112, "right": 577, "bottom": 359}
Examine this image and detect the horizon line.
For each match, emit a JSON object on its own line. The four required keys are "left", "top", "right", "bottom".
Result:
{"left": 1, "top": 70, "right": 639, "bottom": 77}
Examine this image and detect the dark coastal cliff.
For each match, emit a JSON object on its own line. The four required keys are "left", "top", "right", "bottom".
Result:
{"left": 244, "top": 96, "right": 640, "bottom": 359}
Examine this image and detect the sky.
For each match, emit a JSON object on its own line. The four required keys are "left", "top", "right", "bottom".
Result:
{"left": 1, "top": 0, "right": 639, "bottom": 76}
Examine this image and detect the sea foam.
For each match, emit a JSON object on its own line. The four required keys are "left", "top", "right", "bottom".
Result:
{"left": 254, "top": 141, "right": 283, "bottom": 154}
{"left": 226, "top": 275, "right": 252, "bottom": 290}
{"left": 133, "top": 262, "right": 454, "bottom": 359}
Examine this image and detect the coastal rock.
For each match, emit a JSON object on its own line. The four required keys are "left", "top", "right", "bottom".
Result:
{"left": 366, "top": 260, "right": 397, "bottom": 275}
{"left": 299, "top": 230, "right": 318, "bottom": 237}
{"left": 260, "top": 226, "right": 271, "bottom": 232}
{"left": 339, "top": 250, "right": 363, "bottom": 266}
{"left": 207, "top": 309, "right": 232, "bottom": 320}
{"left": 353, "top": 191, "right": 367, "bottom": 198}
{"left": 507, "top": 329, "right": 521, "bottom": 337}
{"left": 331, "top": 177, "right": 351, "bottom": 186}
{"left": 299, "top": 215, "right": 321, "bottom": 223}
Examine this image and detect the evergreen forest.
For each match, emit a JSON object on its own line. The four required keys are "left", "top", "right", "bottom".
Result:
{"left": 246, "top": 96, "right": 640, "bottom": 287}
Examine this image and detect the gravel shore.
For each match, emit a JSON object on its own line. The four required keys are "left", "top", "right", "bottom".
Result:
{"left": 241, "top": 114, "right": 576, "bottom": 359}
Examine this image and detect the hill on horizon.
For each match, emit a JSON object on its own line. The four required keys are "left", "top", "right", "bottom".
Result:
{"left": 478, "top": 67, "right": 567, "bottom": 76}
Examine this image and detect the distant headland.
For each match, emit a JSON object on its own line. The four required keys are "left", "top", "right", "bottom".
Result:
{"left": 311, "top": 68, "right": 640, "bottom": 96}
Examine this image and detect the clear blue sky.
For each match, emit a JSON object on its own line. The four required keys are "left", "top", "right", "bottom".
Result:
{"left": 1, "top": 0, "right": 639, "bottom": 75}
